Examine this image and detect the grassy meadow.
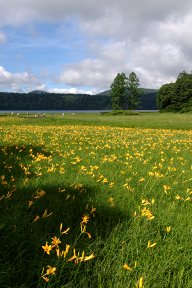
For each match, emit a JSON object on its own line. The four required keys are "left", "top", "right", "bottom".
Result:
{"left": 0, "top": 112, "right": 192, "bottom": 287}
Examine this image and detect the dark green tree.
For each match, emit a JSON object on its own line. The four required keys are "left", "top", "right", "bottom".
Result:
{"left": 110, "top": 73, "right": 127, "bottom": 110}
{"left": 175, "top": 71, "right": 192, "bottom": 110}
{"left": 126, "top": 72, "right": 141, "bottom": 110}
{"left": 157, "top": 83, "right": 176, "bottom": 110}
{"left": 157, "top": 71, "right": 192, "bottom": 112}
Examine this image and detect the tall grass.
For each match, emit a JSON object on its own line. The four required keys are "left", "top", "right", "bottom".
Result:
{"left": 0, "top": 114, "right": 192, "bottom": 287}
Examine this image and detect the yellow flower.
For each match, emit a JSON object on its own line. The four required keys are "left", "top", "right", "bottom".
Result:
{"left": 67, "top": 249, "right": 77, "bottom": 262}
{"left": 51, "top": 236, "right": 61, "bottom": 247}
{"left": 59, "top": 224, "right": 70, "bottom": 235}
{"left": 163, "top": 185, "right": 171, "bottom": 191}
{"left": 34, "top": 189, "right": 46, "bottom": 199}
{"left": 45, "top": 265, "right": 56, "bottom": 275}
{"left": 86, "top": 232, "right": 92, "bottom": 239}
{"left": 56, "top": 248, "right": 61, "bottom": 257}
{"left": 10, "top": 175, "right": 16, "bottom": 182}
{"left": 90, "top": 207, "right": 96, "bottom": 215}
{"left": 80, "top": 165, "right": 87, "bottom": 171}
{"left": 176, "top": 195, "right": 183, "bottom": 200}
{"left": 33, "top": 215, "right": 40, "bottom": 223}
{"left": 187, "top": 188, "right": 192, "bottom": 194}
{"left": 58, "top": 188, "right": 66, "bottom": 193}
{"left": 42, "top": 242, "right": 52, "bottom": 255}
{"left": 138, "top": 177, "right": 145, "bottom": 182}
{"left": 62, "top": 244, "right": 71, "bottom": 258}
{"left": 147, "top": 240, "right": 157, "bottom": 248}
{"left": 102, "top": 178, "right": 108, "bottom": 183}
{"left": 163, "top": 185, "right": 171, "bottom": 194}
{"left": 122, "top": 263, "right": 133, "bottom": 271}
{"left": 28, "top": 200, "right": 33, "bottom": 208}
{"left": 109, "top": 181, "right": 115, "bottom": 188}
{"left": 107, "top": 197, "right": 115, "bottom": 207}
{"left": 81, "top": 215, "right": 90, "bottom": 225}
{"left": 165, "top": 226, "right": 172, "bottom": 233}
{"left": 136, "top": 276, "right": 144, "bottom": 288}
{"left": 141, "top": 207, "right": 154, "bottom": 220}
{"left": 141, "top": 199, "right": 151, "bottom": 206}
{"left": 41, "top": 276, "right": 49, "bottom": 282}
{"left": 42, "top": 209, "right": 53, "bottom": 218}
{"left": 84, "top": 252, "right": 95, "bottom": 261}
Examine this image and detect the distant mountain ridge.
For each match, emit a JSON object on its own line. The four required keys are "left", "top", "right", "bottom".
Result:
{"left": 28, "top": 90, "right": 50, "bottom": 95}
{"left": 27, "top": 88, "right": 158, "bottom": 96}
{"left": 97, "top": 88, "right": 158, "bottom": 96}
{"left": 96, "top": 88, "right": 158, "bottom": 110}
{"left": 0, "top": 88, "right": 158, "bottom": 110}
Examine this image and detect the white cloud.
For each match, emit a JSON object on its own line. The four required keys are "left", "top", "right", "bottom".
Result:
{"left": 158, "top": 13, "right": 192, "bottom": 58}
{"left": 59, "top": 58, "right": 116, "bottom": 92}
{"left": 58, "top": 40, "right": 134, "bottom": 92}
{"left": 58, "top": 35, "right": 186, "bottom": 91}
{"left": 55, "top": 0, "right": 192, "bottom": 91}
{"left": 0, "top": 66, "right": 43, "bottom": 92}
{"left": 1, "top": 0, "right": 192, "bottom": 91}
{"left": 48, "top": 87, "right": 94, "bottom": 95}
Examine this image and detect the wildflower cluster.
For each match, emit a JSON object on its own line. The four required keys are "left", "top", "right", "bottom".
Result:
{"left": 41, "top": 209, "right": 95, "bottom": 282}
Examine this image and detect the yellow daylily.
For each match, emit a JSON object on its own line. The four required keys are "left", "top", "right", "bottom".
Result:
{"left": 42, "top": 242, "right": 52, "bottom": 255}
{"left": 51, "top": 236, "right": 61, "bottom": 247}
{"left": 147, "top": 240, "right": 157, "bottom": 248}
{"left": 122, "top": 263, "right": 133, "bottom": 271}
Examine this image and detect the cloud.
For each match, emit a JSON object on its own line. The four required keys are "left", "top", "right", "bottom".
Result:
{"left": 0, "top": 66, "right": 44, "bottom": 92}
{"left": 59, "top": 58, "right": 116, "bottom": 92}
{"left": 58, "top": 41, "right": 134, "bottom": 91}
{"left": 54, "top": 0, "right": 192, "bottom": 91}
{"left": 0, "top": 0, "right": 191, "bottom": 43}
{"left": 1, "top": 1, "right": 192, "bottom": 92}
{"left": 48, "top": 88, "right": 94, "bottom": 95}
{"left": 158, "top": 13, "right": 192, "bottom": 59}
{"left": 58, "top": 35, "right": 188, "bottom": 91}
{"left": 0, "top": 0, "right": 191, "bottom": 27}
{"left": 0, "top": 1, "right": 105, "bottom": 26}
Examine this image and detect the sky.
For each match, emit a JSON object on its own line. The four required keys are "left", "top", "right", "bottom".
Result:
{"left": 0, "top": 0, "right": 192, "bottom": 94}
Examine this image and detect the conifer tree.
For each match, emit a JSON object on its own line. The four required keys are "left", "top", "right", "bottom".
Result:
{"left": 110, "top": 73, "right": 127, "bottom": 110}
{"left": 126, "top": 72, "right": 141, "bottom": 110}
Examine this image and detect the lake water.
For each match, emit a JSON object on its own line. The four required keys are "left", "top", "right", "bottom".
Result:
{"left": 0, "top": 110, "right": 159, "bottom": 114}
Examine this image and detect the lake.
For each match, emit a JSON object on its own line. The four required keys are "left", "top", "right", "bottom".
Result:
{"left": 0, "top": 110, "right": 159, "bottom": 114}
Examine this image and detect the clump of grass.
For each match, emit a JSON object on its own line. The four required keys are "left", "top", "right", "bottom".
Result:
{"left": 102, "top": 109, "right": 140, "bottom": 116}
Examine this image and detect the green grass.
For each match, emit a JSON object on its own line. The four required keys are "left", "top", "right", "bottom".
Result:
{"left": 1, "top": 111, "right": 192, "bottom": 130}
{"left": 0, "top": 113, "right": 192, "bottom": 287}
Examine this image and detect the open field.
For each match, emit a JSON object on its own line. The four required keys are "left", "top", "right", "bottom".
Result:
{"left": 0, "top": 111, "right": 192, "bottom": 130}
{"left": 0, "top": 113, "right": 192, "bottom": 287}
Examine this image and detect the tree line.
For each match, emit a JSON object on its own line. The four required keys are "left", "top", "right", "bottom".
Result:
{"left": 0, "top": 93, "right": 111, "bottom": 110}
{"left": 157, "top": 71, "right": 192, "bottom": 112}
{"left": 0, "top": 90, "right": 157, "bottom": 111}
{"left": 110, "top": 70, "right": 192, "bottom": 112}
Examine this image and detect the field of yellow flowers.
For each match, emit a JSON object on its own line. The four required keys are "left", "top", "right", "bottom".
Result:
{"left": 0, "top": 115, "right": 192, "bottom": 287}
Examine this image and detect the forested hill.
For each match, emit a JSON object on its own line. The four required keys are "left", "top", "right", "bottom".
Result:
{"left": 0, "top": 89, "right": 158, "bottom": 110}
{"left": 97, "top": 88, "right": 158, "bottom": 96}
{"left": 96, "top": 88, "right": 158, "bottom": 110}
